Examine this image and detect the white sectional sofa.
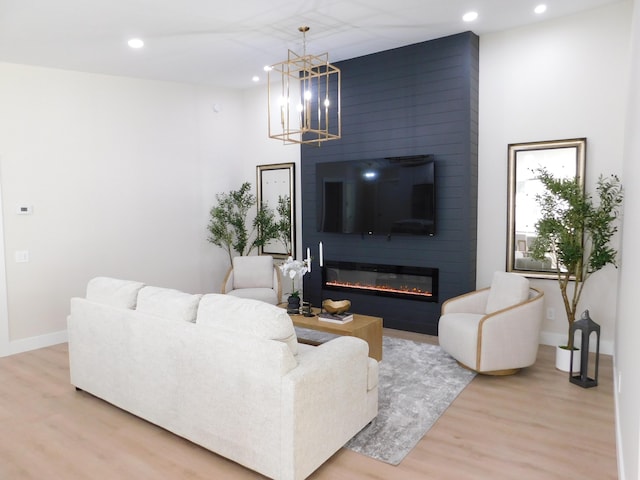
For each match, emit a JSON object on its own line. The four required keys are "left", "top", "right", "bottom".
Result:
{"left": 68, "top": 277, "right": 378, "bottom": 480}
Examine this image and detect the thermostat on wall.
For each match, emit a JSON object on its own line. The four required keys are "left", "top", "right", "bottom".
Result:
{"left": 16, "top": 204, "right": 33, "bottom": 215}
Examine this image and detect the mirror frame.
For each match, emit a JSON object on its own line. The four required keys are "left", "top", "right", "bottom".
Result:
{"left": 256, "top": 162, "right": 295, "bottom": 258}
{"left": 506, "top": 138, "right": 586, "bottom": 278}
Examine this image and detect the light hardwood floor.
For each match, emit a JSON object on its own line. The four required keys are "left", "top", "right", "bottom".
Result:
{"left": 0, "top": 329, "right": 617, "bottom": 479}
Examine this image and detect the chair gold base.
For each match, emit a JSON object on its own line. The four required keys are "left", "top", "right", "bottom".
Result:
{"left": 456, "top": 361, "right": 521, "bottom": 376}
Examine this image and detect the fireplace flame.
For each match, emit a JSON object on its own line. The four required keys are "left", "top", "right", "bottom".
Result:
{"left": 325, "top": 280, "right": 433, "bottom": 297}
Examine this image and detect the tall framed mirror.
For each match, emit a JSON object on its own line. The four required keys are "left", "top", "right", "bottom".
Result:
{"left": 506, "top": 138, "right": 586, "bottom": 278}
{"left": 257, "top": 162, "right": 295, "bottom": 258}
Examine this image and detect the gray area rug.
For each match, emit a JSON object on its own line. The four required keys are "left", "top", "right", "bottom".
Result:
{"left": 345, "top": 336, "right": 476, "bottom": 465}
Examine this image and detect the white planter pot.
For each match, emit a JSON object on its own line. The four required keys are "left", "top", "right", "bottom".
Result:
{"left": 555, "top": 345, "right": 580, "bottom": 372}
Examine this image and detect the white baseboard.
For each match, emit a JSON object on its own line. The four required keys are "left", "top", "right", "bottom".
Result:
{"left": 539, "top": 331, "right": 613, "bottom": 356}
{"left": 6, "top": 329, "right": 68, "bottom": 356}
{"left": 613, "top": 357, "right": 625, "bottom": 480}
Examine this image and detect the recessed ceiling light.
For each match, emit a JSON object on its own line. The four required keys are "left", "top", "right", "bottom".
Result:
{"left": 127, "top": 38, "right": 144, "bottom": 49}
{"left": 462, "top": 11, "right": 478, "bottom": 22}
{"left": 534, "top": 4, "right": 547, "bottom": 14}
{"left": 252, "top": 76, "right": 260, "bottom": 82}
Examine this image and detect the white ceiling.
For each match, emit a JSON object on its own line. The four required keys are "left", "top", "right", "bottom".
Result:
{"left": 0, "top": 0, "right": 624, "bottom": 88}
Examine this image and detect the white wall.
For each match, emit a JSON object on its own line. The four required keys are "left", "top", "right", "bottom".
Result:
{"left": 194, "top": 85, "right": 248, "bottom": 292}
{"left": 615, "top": 0, "right": 640, "bottom": 478}
{"left": 0, "top": 63, "right": 259, "bottom": 353}
{"left": 0, "top": 62, "right": 300, "bottom": 355}
{"left": 478, "top": 1, "right": 632, "bottom": 353}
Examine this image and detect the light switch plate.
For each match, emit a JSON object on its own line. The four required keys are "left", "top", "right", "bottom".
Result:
{"left": 15, "top": 250, "right": 29, "bottom": 263}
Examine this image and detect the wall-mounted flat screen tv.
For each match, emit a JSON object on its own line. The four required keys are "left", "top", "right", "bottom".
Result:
{"left": 316, "top": 155, "right": 436, "bottom": 236}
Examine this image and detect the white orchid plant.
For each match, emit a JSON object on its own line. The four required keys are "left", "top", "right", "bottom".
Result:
{"left": 280, "top": 256, "right": 310, "bottom": 298}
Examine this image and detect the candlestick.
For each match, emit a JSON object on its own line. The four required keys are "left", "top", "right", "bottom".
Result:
{"left": 319, "top": 241, "right": 324, "bottom": 267}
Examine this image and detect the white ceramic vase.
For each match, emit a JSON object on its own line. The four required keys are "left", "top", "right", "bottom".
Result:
{"left": 555, "top": 345, "right": 580, "bottom": 372}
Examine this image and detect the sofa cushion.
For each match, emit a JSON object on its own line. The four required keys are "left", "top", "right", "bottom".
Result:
{"left": 136, "top": 286, "right": 202, "bottom": 323}
{"left": 232, "top": 256, "right": 274, "bottom": 289}
{"left": 485, "top": 271, "right": 530, "bottom": 314}
{"left": 197, "top": 293, "right": 298, "bottom": 355}
{"left": 86, "top": 277, "right": 145, "bottom": 309}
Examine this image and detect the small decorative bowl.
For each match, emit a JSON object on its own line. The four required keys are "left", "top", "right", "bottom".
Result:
{"left": 322, "top": 299, "right": 351, "bottom": 314}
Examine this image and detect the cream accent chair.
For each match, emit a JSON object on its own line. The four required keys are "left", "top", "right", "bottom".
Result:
{"left": 438, "top": 271, "right": 545, "bottom": 375}
{"left": 222, "top": 255, "right": 282, "bottom": 305}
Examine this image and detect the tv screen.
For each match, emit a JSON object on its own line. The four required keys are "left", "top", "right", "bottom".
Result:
{"left": 316, "top": 155, "right": 436, "bottom": 236}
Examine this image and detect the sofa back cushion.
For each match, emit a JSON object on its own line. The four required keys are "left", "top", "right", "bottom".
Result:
{"left": 232, "top": 256, "right": 274, "bottom": 289}
{"left": 197, "top": 294, "right": 298, "bottom": 355}
{"left": 485, "top": 271, "right": 530, "bottom": 314}
{"left": 136, "top": 286, "right": 202, "bottom": 323}
{"left": 86, "top": 277, "right": 145, "bottom": 309}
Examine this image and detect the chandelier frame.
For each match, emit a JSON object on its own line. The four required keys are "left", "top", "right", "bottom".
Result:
{"left": 267, "top": 27, "right": 341, "bottom": 146}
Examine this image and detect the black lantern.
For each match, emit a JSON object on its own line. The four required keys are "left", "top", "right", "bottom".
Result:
{"left": 569, "top": 310, "right": 600, "bottom": 388}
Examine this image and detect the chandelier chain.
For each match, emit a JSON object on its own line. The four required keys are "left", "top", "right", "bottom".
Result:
{"left": 299, "top": 26, "right": 309, "bottom": 58}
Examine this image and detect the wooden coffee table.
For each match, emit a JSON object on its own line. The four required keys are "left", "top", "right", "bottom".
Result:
{"left": 288, "top": 308, "right": 383, "bottom": 361}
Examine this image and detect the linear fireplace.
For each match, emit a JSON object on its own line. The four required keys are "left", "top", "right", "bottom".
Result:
{"left": 322, "top": 260, "right": 438, "bottom": 303}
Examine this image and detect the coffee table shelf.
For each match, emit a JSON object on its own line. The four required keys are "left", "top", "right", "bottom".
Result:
{"left": 287, "top": 308, "right": 383, "bottom": 361}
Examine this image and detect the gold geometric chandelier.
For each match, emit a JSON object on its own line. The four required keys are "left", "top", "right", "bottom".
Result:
{"left": 267, "top": 26, "right": 341, "bottom": 146}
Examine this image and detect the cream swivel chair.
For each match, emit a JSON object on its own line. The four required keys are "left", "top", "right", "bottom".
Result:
{"left": 438, "top": 271, "right": 544, "bottom": 375}
{"left": 221, "top": 255, "right": 283, "bottom": 305}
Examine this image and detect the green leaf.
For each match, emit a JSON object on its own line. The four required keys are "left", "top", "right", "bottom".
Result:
{"left": 206, "top": 182, "right": 293, "bottom": 262}
{"left": 529, "top": 167, "right": 623, "bottom": 348}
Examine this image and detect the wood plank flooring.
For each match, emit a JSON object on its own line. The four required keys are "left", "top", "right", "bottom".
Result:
{"left": 0, "top": 329, "right": 617, "bottom": 479}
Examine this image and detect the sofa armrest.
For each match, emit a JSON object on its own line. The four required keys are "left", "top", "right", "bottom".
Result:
{"left": 286, "top": 336, "right": 372, "bottom": 389}
{"left": 280, "top": 336, "right": 377, "bottom": 480}
{"left": 441, "top": 287, "right": 490, "bottom": 315}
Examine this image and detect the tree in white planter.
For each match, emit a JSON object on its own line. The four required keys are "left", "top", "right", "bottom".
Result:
{"left": 529, "top": 168, "right": 623, "bottom": 350}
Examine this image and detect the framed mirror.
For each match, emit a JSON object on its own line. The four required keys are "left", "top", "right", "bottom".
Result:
{"left": 506, "top": 138, "right": 586, "bottom": 278}
{"left": 257, "top": 162, "right": 295, "bottom": 258}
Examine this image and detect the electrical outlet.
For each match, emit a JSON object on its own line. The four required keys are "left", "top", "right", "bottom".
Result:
{"left": 546, "top": 308, "right": 555, "bottom": 320}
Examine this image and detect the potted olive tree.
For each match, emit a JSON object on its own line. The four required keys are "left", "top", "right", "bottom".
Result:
{"left": 529, "top": 168, "right": 623, "bottom": 370}
{"left": 207, "top": 182, "right": 280, "bottom": 264}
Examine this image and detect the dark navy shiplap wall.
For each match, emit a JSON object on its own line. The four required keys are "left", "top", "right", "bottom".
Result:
{"left": 301, "top": 32, "right": 479, "bottom": 335}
